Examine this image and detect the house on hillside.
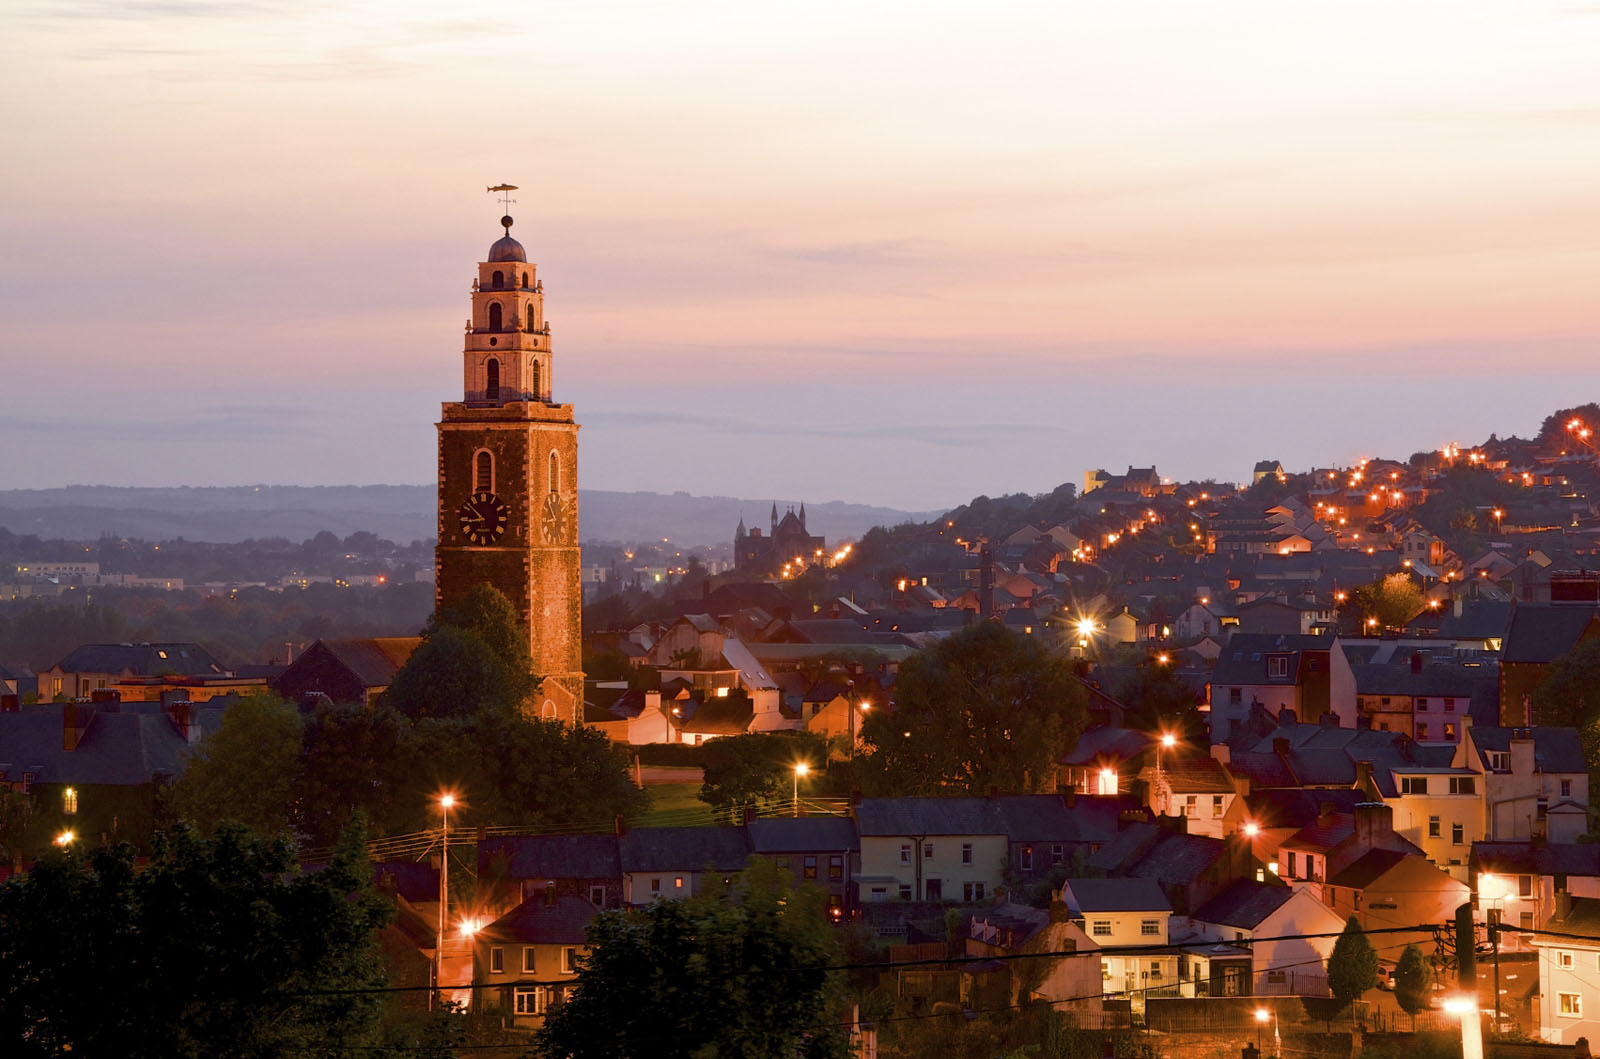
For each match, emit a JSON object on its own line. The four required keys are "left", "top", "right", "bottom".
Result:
{"left": 39, "top": 642, "right": 226, "bottom": 701}
{"left": 1532, "top": 896, "right": 1600, "bottom": 1044}
{"left": 472, "top": 893, "right": 597, "bottom": 1026}
{"left": 1499, "top": 603, "right": 1600, "bottom": 726}
{"left": 1206, "top": 634, "right": 1355, "bottom": 742}
{"left": 273, "top": 637, "right": 421, "bottom": 707}
{"left": 1189, "top": 879, "right": 1345, "bottom": 997}
{"left": 1059, "top": 877, "right": 1176, "bottom": 1005}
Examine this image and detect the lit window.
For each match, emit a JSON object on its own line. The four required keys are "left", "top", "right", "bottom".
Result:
{"left": 674, "top": 876, "right": 684, "bottom": 889}
{"left": 803, "top": 856, "right": 816, "bottom": 880}
{"left": 514, "top": 986, "right": 548, "bottom": 1015}
{"left": 1559, "top": 951, "right": 1575, "bottom": 969}
{"left": 62, "top": 787, "right": 77, "bottom": 815}
{"left": 1560, "top": 992, "right": 1582, "bottom": 1017}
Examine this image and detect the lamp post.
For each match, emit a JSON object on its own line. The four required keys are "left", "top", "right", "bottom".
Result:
{"left": 1254, "top": 1007, "right": 1269, "bottom": 1055}
{"left": 793, "top": 762, "right": 809, "bottom": 817}
{"left": 1156, "top": 730, "right": 1177, "bottom": 815}
{"left": 436, "top": 792, "right": 456, "bottom": 1008}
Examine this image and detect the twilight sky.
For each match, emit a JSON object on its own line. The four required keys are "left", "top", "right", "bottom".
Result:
{"left": 3, "top": 0, "right": 1599, "bottom": 511}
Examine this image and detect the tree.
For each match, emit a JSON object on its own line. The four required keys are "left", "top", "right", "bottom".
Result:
{"left": 536, "top": 859, "right": 850, "bottom": 1058}
{"left": 166, "top": 693, "right": 302, "bottom": 837}
{"left": 1532, "top": 637, "right": 1600, "bottom": 730}
{"left": 0, "top": 822, "right": 390, "bottom": 1057}
{"left": 699, "top": 730, "right": 829, "bottom": 816}
{"left": 859, "top": 622, "right": 1087, "bottom": 796}
{"left": 295, "top": 701, "right": 414, "bottom": 845}
{"left": 387, "top": 585, "right": 538, "bottom": 718}
{"left": 1349, "top": 572, "right": 1426, "bottom": 633}
{"left": 1394, "top": 943, "right": 1433, "bottom": 1029}
{"left": 1327, "top": 915, "right": 1380, "bottom": 1007}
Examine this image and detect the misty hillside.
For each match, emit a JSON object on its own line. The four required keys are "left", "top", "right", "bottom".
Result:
{"left": 0, "top": 486, "right": 941, "bottom": 548}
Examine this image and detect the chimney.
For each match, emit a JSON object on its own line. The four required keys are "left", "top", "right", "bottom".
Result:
{"left": 1354, "top": 801, "right": 1393, "bottom": 849}
{"left": 1410, "top": 651, "right": 1424, "bottom": 675}
{"left": 1049, "top": 899, "right": 1074, "bottom": 924}
{"left": 284, "top": 641, "right": 295, "bottom": 665}
{"left": 1532, "top": 819, "right": 1548, "bottom": 850}
{"left": 1317, "top": 802, "right": 1336, "bottom": 827}
{"left": 1272, "top": 737, "right": 1291, "bottom": 757}
{"left": 614, "top": 814, "right": 627, "bottom": 837}
{"left": 168, "top": 699, "right": 200, "bottom": 744}
{"left": 1063, "top": 788, "right": 1077, "bottom": 809}
{"left": 63, "top": 701, "right": 91, "bottom": 752}
{"left": 1211, "top": 744, "right": 1232, "bottom": 767}
{"left": 1354, "top": 761, "right": 1374, "bottom": 797}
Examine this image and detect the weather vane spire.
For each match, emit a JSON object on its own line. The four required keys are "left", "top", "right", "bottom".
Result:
{"left": 487, "top": 183, "right": 518, "bottom": 215}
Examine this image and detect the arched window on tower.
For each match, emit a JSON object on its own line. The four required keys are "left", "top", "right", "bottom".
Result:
{"left": 531, "top": 359, "right": 541, "bottom": 399}
{"left": 475, "top": 450, "right": 494, "bottom": 492}
{"left": 522, "top": 271, "right": 530, "bottom": 289}
{"left": 488, "top": 303, "right": 502, "bottom": 331}
{"left": 526, "top": 304, "right": 535, "bottom": 332}
{"left": 485, "top": 358, "right": 500, "bottom": 402}
{"left": 548, "top": 451, "right": 560, "bottom": 494}
{"left": 492, "top": 270, "right": 505, "bottom": 290}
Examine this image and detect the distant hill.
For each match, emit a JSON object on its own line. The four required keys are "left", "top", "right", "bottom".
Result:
{"left": 0, "top": 486, "right": 941, "bottom": 548}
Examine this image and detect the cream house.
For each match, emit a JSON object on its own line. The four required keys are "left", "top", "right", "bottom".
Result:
{"left": 1533, "top": 897, "right": 1600, "bottom": 1044}
{"left": 855, "top": 798, "right": 1009, "bottom": 903}
{"left": 1060, "top": 877, "right": 1177, "bottom": 1007}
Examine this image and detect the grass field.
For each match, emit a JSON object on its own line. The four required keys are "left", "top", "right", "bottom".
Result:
{"left": 637, "top": 781, "right": 715, "bottom": 827}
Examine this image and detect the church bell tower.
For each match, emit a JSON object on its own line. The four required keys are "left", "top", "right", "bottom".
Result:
{"left": 434, "top": 207, "right": 583, "bottom": 719}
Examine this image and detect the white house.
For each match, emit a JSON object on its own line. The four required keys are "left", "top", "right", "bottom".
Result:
{"left": 1060, "top": 877, "right": 1177, "bottom": 1007}
{"left": 1188, "top": 879, "right": 1346, "bottom": 996}
{"left": 1533, "top": 896, "right": 1600, "bottom": 1044}
{"left": 854, "top": 798, "right": 1010, "bottom": 904}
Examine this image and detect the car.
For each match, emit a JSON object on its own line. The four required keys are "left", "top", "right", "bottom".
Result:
{"left": 1377, "top": 962, "right": 1397, "bottom": 990}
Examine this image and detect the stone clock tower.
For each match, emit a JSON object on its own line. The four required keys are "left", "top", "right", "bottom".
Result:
{"left": 435, "top": 212, "right": 583, "bottom": 720}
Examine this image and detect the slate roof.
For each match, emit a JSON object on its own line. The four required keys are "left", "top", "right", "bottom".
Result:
{"left": 1501, "top": 603, "right": 1600, "bottom": 664}
{"left": 1087, "top": 823, "right": 1225, "bottom": 886}
{"left": 1160, "top": 755, "right": 1235, "bottom": 794}
{"left": 1191, "top": 879, "right": 1293, "bottom": 929}
{"left": 1472, "top": 841, "right": 1600, "bottom": 878}
{"left": 1212, "top": 634, "right": 1335, "bottom": 686}
{"left": 478, "top": 834, "right": 622, "bottom": 879}
{"left": 316, "top": 638, "right": 422, "bottom": 688}
{"left": 619, "top": 826, "right": 751, "bottom": 873}
{"left": 747, "top": 817, "right": 859, "bottom": 853}
{"left": 1327, "top": 848, "right": 1411, "bottom": 890}
{"left": 1350, "top": 663, "right": 1483, "bottom": 698}
{"left": 994, "top": 794, "right": 1144, "bottom": 844}
{"left": 1541, "top": 896, "right": 1600, "bottom": 939}
{"left": 1233, "top": 788, "right": 1368, "bottom": 831}
{"left": 51, "top": 642, "right": 223, "bottom": 677}
{"left": 1060, "top": 727, "right": 1150, "bottom": 767}
{"left": 1063, "top": 876, "right": 1171, "bottom": 914}
{"left": 0, "top": 703, "right": 201, "bottom": 785}
{"left": 1469, "top": 726, "right": 1587, "bottom": 774}
{"left": 374, "top": 860, "right": 440, "bottom": 903}
{"left": 856, "top": 798, "right": 1008, "bottom": 837}
{"left": 483, "top": 894, "right": 599, "bottom": 946}
{"left": 677, "top": 695, "right": 753, "bottom": 735}
{"left": 1433, "top": 601, "right": 1513, "bottom": 640}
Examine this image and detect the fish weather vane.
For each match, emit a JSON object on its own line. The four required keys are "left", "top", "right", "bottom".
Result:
{"left": 487, "top": 183, "right": 518, "bottom": 213}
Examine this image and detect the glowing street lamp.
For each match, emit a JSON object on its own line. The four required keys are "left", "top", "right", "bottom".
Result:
{"left": 1254, "top": 1008, "right": 1270, "bottom": 1055}
{"left": 435, "top": 791, "right": 458, "bottom": 1008}
{"left": 793, "top": 762, "right": 809, "bottom": 817}
{"left": 54, "top": 829, "right": 76, "bottom": 848}
{"left": 1444, "top": 995, "right": 1485, "bottom": 1059}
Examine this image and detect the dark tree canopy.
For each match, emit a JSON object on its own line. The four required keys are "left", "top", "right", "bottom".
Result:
{"left": 167, "top": 693, "right": 302, "bottom": 838}
{"left": 537, "top": 859, "right": 849, "bottom": 1059}
{"left": 1393, "top": 943, "right": 1434, "bottom": 1027}
{"left": 0, "top": 823, "right": 389, "bottom": 1058}
{"left": 1327, "top": 915, "right": 1379, "bottom": 1007}
{"left": 860, "top": 622, "right": 1088, "bottom": 796}
{"left": 698, "top": 730, "right": 830, "bottom": 816}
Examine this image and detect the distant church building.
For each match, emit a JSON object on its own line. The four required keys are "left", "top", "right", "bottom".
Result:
{"left": 734, "top": 504, "right": 826, "bottom": 575}
{"left": 434, "top": 209, "right": 583, "bottom": 721}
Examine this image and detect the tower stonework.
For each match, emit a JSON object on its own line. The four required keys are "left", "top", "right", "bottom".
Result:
{"left": 435, "top": 214, "right": 583, "bottom": 720}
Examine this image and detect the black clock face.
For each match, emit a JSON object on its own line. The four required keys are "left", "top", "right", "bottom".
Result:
{"left": 458, "top": 491, "right": 509, "bottom": 545}
{"left": 541, "top": 492, "right": 565, "bottom": 543}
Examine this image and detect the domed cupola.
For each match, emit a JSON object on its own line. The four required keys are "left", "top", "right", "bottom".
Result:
{"left": 488, "top": 214, "right": 526, "bottom": 262}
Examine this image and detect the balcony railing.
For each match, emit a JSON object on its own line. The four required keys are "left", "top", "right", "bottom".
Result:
{"left": 462, "top": 390, "right": 546, "bottom": 406}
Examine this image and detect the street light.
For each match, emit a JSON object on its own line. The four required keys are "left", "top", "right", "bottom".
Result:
{"left": 435, "top": 792, "right": 457, "bottom": 1009}
{"left": 54, "top": 829, "right": 76, "bottom": 848}
{"left": 1254, "top": 1008, "right": 1269, "bottom": 1055}
{"left": 793, "top": 762, "right": 809, "bottom": 817}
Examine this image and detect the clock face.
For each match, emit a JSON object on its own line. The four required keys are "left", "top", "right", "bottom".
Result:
{"left": 541, "top": 492, "right": 565, "bottom": 543}
{"left": 458, "top": 491, "right": 509, "bottom": 545}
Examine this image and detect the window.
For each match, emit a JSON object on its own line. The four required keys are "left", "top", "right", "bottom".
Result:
{"left": 1267, "top": 970, "right": 1287, "bottom": 985}
{"left": 1487, "top": 752, "right": 1508, "bottom": 771}
{"left": 1559, "top": 951, "right": 1575, "bottom": 969}
{"left": 1444, "top": 698, "right": 1456, "bottom": 712}
{"left": 1452, "top": 823, "right": 1464, "bottom": 845}
{"left": 1563, "top": 779, "right": 1574, "bottom": 798}
{"left": 1449, "top": 777, "right": 1475, "bottom": 795}
{"left": 1268, "top": 656, "right": 1289, "bottom": 678}
{"left": 898, "top": 885, "right": 912, "bottom": 901}
{"left": 1213, "top": 795, "right": 1224, "bottom": 815}
{"left": 828, "top": 855, "right": 843, "bottom": 882}
{"left": 803, "top": 856, "right": 817, "bottom": 880}
{"left": 589, "top": 885, "right": 605, "bottom": 908}
{"left": 1538, "top": 797, "right": 1549, "bottom": 820}
{"left": 650, "top": 878, "right": 660, "bottom": 893}
{"left": 900, "top": 844, "right": 912, "bottom": 865}
{"left": 490, "top": 947, "right": 504, "bottom": 974}
{"left": 475, "top": 449, "right": 493, "bottom": 492}
{"left": 1051, "top": 844, "right": 1065, "bottom": 865}
{"left": 870, "top": 887, "right": 887, "bottom": 902}
{"left": 1416, "top": 724, "right": 1429, "bottom": 740}
{"left": 962, "top": 843, "right": 973, "bottom": 864}
{"left": 1560, "top": 992, "right": 1583, "bottom": 1017}
{"left": 1021, "top": 846, "right": 1033, "bottom": 871}
{"left": 522, "top": 271, "right": 530, "bottom": 289}
{"left": 1286, "top": 851, "right": 1297, "bottom": 876}
{"left": 532, "top": 358, "right": 541, "bottom": 397}
{"left": 674, "top": 876, "right": 684, "bottom": 889}
{"left": 1229, "top": 688, "right": 1242, "bottom": 706}
{"left": 776, "top": 856, "right": 790, "bottom": 870}
{"left": 1519, "top": 875, "right": 1533, "bottom": 897}
{"left": 514, "top": 986, "right": 547, "bottom": 1016}
{"left": 1402, "top": 777, "right": 1428, "bottom": 795}
{"left": 923, "top": 843, "right": 934, "bottom": 860}
{"left": 488, "top": 303, "right": 503, "bottom": 330}
{"left": 1091, "top": 921, "right": 1112, "bottom": 936}
{"left": 1428, "top": 816, "right": 1441, "bottom": 838}
{"left": 62, "top": 787, "right": 77, "bottom": 815}
{"left": 491, "top": 270, "right": 504, "bottom": 289}
{"left": 523, "top": 947, "right": 537, "bottom": 973}
{"left": 1141, "top": 919, "right": 1160, "bottom": 936}
{"left": 1444, "top": 723, "right": 1456, "bottom": 740}
{"left": 561, "top": 947, "right": 578, "bottom": 973}
{"left": 485, "top": 358, "right": 500, "bottom": 401}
